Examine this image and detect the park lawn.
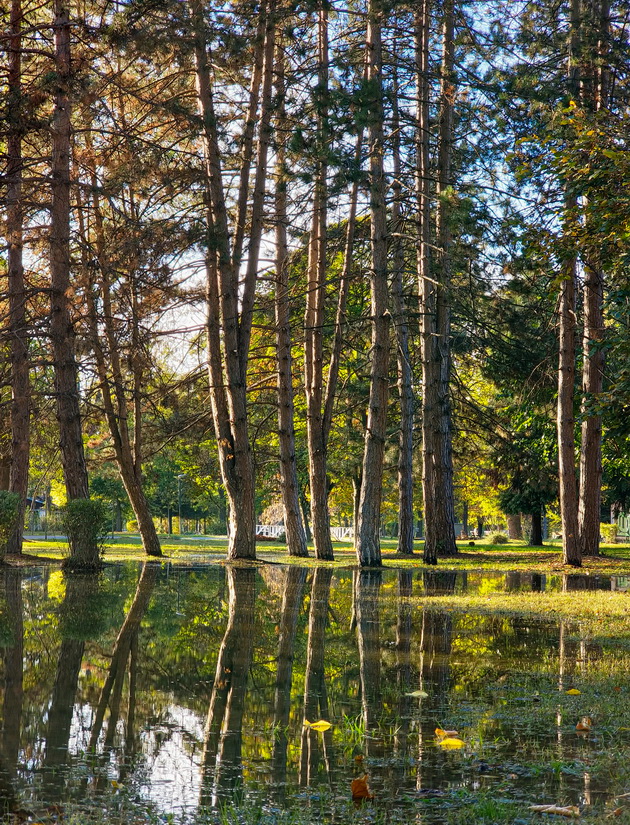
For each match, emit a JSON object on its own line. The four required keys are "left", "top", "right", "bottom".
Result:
{"left": 16, "top": 535, "right": 630, "bottom": 573}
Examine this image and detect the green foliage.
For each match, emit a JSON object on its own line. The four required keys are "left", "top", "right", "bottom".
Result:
{"left": 601, "top": 523, "right": 618, "bottom": 543}
{"left": 60, "top": 498, "right": 111, "bottom": 555}
{"left": 489, "top": 533, "right": 509, "bottom": 544}
{"left": 0, "top": 491, "right": 20, "bottom": 555}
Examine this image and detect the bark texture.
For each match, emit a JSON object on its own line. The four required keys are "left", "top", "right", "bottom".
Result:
{"left": 50, "top": 0, "right": 96, "bottom": 565}
{"left": 274, "top": 46, "right": 308, "bottom": 557}
{"left": 420, "top": 0, "right": 458, "bottom": 563}
{"left": 193, "top": 0, "right": 276, "bottom": 560}
{"left": 7, "top": 0, "right": 29, "bottom": 555}
{"left": 355, "top": 0, "right": 390, "bottom": 567}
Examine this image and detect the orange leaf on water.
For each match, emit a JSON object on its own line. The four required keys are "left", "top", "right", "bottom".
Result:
{"left": 351, "top": 774, "right": 374, "bottom": 800}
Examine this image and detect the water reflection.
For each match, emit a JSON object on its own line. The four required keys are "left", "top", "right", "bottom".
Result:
{"left": 0, "top": 564, "right": 624, "bottom": 821}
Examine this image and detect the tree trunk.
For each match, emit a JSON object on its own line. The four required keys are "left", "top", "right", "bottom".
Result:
{"left": 274, "top": 44, "right": 308, "bottom": 558}
{"left": 424, "top": 0, "right": 458, "bottom": 562}
{"left": 50, "top": 0, "right": 96, "bottom": 565}
{"left": 557, "top": 254, "right": 581, "bottom": 566}
{"left": 391, "top": 59, "right": 415, "bottom": 557}
{"left": 507, "top": 513, "right": 522, "bottom": 540}
{"left": 577, "top": 268, "right": 604, "bottom": 559}
{"left": 79, "top": 178, "right": 162, "bottom": 558}
{"left": 416, "top": 0, "right": 436, "bottom": 565}
{"left": 355, "top": 0, "right": 389, "bottom": 568}
{"left": 530, "top": 511, "right": 543, "bottom": 546}
{"left": 7, "top": 0, "right": 29, "bottom": 556}
{"left": 192, "top": 0, "right": 276, "bottom": 561}
{"left": 304, "top": 4, "right": 334, "bottom": 562}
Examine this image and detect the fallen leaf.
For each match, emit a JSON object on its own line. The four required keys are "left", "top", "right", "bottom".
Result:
{"left": 351, "top": 774, "right": 374, "bottom": 800}
{"left": 405, "top": 690, "right": 429, "bottom": 698}
{"left": 438, "top": 737, "right": 465, "bottom": 750}
{"left": 435, "top": 727, "right": 459, "bottom": 738}
{"left": 529, "top": 804, "right": 580, "bottom": 817}
{"left": 566, "top": 688, "right": 581, "bottom": 695}
{"left": 607, "top": 808, "right": 624, "bottom": 818}
{"left": 304, "top": 719, "right": 332, "bottom": 732}
{"left": 576, "top": 717, "right": 592, "bottom": 732}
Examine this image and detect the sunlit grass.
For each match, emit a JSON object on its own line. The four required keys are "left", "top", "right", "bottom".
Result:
{"left": 20, "top": 533, "right": 630, "bottom": 574}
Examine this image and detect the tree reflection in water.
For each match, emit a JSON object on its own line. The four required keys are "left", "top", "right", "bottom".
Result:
{"left": 0, "top": 569, "right": 23, "bottom": 816}
{"left": 200, "top": 567, "right": 256, "bottom": 806}
{"left": 300, "top": 568, "right": 334, "bottom": 787}
{"left": 272, "top": 566, "right": 307, "bottom": 798}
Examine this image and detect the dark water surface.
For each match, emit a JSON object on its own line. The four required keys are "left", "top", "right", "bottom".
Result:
{"left": 0, "top": 564, "right": 626, "bottom": 822}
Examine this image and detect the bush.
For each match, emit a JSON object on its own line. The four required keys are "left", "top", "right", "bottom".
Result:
{"left": 61, "top": 499, "right": 111, "bottom": 556}
{"left": 600, "top": 523, "right": 618, "bottom": 543}
{"left": 126, "top": 520, "right": 139, "bottom": 533}
{"left": 0, "top": 491, "right": 21, "bottom": 555}
{"left": 489, "top": 532, "right": 509, "bottom": 544}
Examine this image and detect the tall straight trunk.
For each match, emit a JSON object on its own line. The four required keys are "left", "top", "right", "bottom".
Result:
{"left": 390, "top": 61, "right": 415, "bottom": 557}
{"left": 578, "top": 261, "right": 604, "bottom": 556}
{"left": 274, "top": 45, "right": 308, "bottom": 558}
{"left": 578, "top": 0, "right": 608, "bottom": 556}
{"left": 193, "top": 0, "right": 275, "bottom": 560}
{"left": 420, "top": 0, "right": 458, "bottom": 563}
{"left": 558, "top": 257, "right": 581, "bottom": 565}
{"left": 558, "top": 0, "right": 582, "bottom": 567}
{"left": 50, "top": 0, "right": 95, "bottom": 564}
{"left": 416, "top": 0, "right": 436, "bottom": 564}
{"left": 355, "top": 0, "right": 389, "bottom": 568}
{"left": 7, "top": 0, "right": 29, "bottom": 555}
{"left": 304, "top": 4, "right": 334, "bottom": 561}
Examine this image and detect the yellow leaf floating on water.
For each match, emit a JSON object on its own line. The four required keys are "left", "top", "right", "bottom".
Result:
{"left": 438, "top": 737, "right": 465, "bottom": 750}
{"left": 566, "top": 688, "right": 581, "bottom": 695}
{"left": 304, "top": 719, "right": 332, "bottom": 732}
{"left": 529, "top": 804, "right": 580, "bottom": 818}
{"left": 406, "top": 690, "right": 429, "bottom": 698}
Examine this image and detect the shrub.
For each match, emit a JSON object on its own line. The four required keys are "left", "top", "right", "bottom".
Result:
{"left": 0, "top": 491, "right": 21, "bottom": 556}
{"left": 600, "top": 523, "right": 618, "bottom": 543}
{"left": 489, "top": 532, "right": 509, "bottom": 544}
{"left": 126, "top": 519, "right": 139, "bottom": 533}
{"left": 61, "top": 498, "right": 111, "bottom": 556}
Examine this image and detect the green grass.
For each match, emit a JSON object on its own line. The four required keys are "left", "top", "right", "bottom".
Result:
{"left": 20, "top": 533, "right": 630, "bottom": 574}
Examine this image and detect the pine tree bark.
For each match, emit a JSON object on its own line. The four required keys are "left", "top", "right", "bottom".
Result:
{"left": 193, "top": 0, "right": 276, "bottom": 560}
{"left": 7, "top": 0, "right": 29, "bottom": 555}
{"left": 50, "top": 0, "right": 96, "bottom": 565}
{"left": 558, "top": 257, "right": 581, "bottom": 565}
{"left": 391, "top": 61, "right": 415, "bottom": 557}
{"left": 355, "top": 0, "right": 389, "bottom": 568}
{"left": 421, "top": 0, "right": 458, "bottom": 562}
{"left": 304, "top": 3, "right": 334, "bottom": 561}
{"left": 578, "top": 261, "right": 604, "bottom": 556}
{"left": 274, "top": 45, "right": 308, "bottom": 558}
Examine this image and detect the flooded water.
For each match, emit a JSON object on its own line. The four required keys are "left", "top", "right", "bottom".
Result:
{"left": 0, "top": 563, "right": 627, "bottom": 823}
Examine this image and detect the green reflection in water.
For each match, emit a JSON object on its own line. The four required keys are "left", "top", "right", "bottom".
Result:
{"left": 0, "top": 564, "right": 629, "bottom": 824}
